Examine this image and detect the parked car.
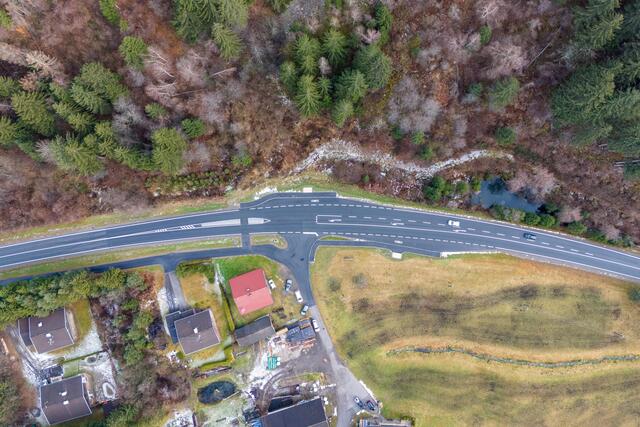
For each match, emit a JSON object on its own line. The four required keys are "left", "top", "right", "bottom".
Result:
{"left": 523, "top": 232, "right": 537, "bottom": 241}
{"left": 285, "top": 279, "right": 293, "bottom": 293}
{"left": 295, "top": 290, "right": 303, "bottom": 303}
{"left": 366, "top": 400, "right": 376, "bottom": 411}
{"left": 447, "top": 219, "right": 461, "bottom": 227}
{"left": 312, "top": 318, "right": 320, "bottom": 332}
{"left": 300, "top": 305, "right": 309, "bottom": 316}
{"left": 353, "top": 397, "right": 364, "bottom": 409}
{"left": 268, "top": 279, "right": 276, "bottom": 289}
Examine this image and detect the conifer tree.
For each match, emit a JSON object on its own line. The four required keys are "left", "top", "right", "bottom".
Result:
{"left": 335, "top": 69, "right": 368, "bottom": 103}
{"left": 11, "top": 92, "right": 55, "bottom": 136}
{"left": 49, "top": 135, "right": 102, "bottom": 175}
{"left": 119, "top": 36, "right": 148, "bottom": 69}
{"left": 295, "top": 75, "right": 321, "bottom": 117}
{"left": 151, "top": 128, "right": 187, "bottom": 175}
{"left": 322, "top": 28, "right": 348, "bottom": 67}
{"left": 0, "top": 116, "right": 20, "bottom": 146}
{"left": 279, "top": 61, "right": 298, "bottom": 94}
{"left": 0, "top": 77, "right": 20, "bottom": 98}
{"left": 331, "top": 98, "right": 354, "bottom": 127}
{"left": 488, "top": 76, "right": 521, "bottom": 110}
{"left": 295, "top": 34, "right": 321, "bottom": 76}
{"left": 217, "top": 0, "right": 248, "bottom": 29}
{"left": 212, "top": 23, "right": 243, "bottom": 61}
{"left": 353, "top": 45, "right": 392, "bottom": 90}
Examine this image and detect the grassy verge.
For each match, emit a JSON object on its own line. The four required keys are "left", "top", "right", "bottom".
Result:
{"left": 0, "top": 237, "right": 241, "bottom": 280}
{"left": 250, "top": 233, "right": 288, "bottom": 249}
{"left": 311, "top": 247, "right": 640, "bottom": 425}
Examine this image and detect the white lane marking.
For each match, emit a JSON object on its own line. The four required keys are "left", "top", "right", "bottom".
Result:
{"left": 364, "top": 216, "right": 372, "bottom": 219}
{"left": 542, "top": 242, "right": 550, "bottom": 245}
{"left": 408, "top": 220, "right": 416, "bottom": 223}
{"left": 437, "top": 223, "right": 446, "bottom": 227}
{"left": 467, "top": 227, "right": 476, "bottom": 231}
{"left": 556, "top": 245, "right": 564, "bottom": 249}
{"left": 512, "top": 236, "right": 520, "bottom": 239}
{"left": 586, "top": 252, "right": 594, "bottom": 256}
{"left": 497, "top": 233, "right": 505, "bottom": 236}
{"left": 348, "top": 216, "right": 357, "bottom": 218}
{"left": 379, "top": 217, "right": 387, "bottom": 220}
{"left": 423, "top": 221, "right": 431, "bottom": 225}
{"left": 482, "top": 230, "right": 491, "bottom": 234}
{"left": 571, "top": 249, "right": 580, "bottom": 253}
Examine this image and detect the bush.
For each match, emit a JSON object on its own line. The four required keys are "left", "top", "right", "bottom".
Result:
{"left": 119, "top": 36, "right": 148, "bottom": 69}
{"left": 0, "top": 8, "right": 11, "bottom": 29}
{"left": 267, "top": 0, "right": 293, "bottom": 13}
{"left": 411, "top": 130, "right": 425, "bottom": 145}
{"left": 488, "top": 76, "right": 520, "bottom": 110}
{"left": 181, "top": 118, "right": 206, "bottom": 138}
{"left": 419, "top": 145, "right": 434, "bottom": 161}
{"left": 423, "top": 176, "right": 446, "bottom": 202}
{"left": 567, "top": 221, "right": 588, "bottom": 235}
{"left": 624, "top": 163, "right": 640, "bottom": 181}
{"left": 328, "top": 278, "right": 341, "bottom": 292}
{"left": 455, "top": 181, "right": 470, "bottom": 194}
{"left": 470, "top": 176, "right": 482, "bottom": 192}
{"left": 538, "top": 214, "right": 556, "bottom": 227}
{"left": 479, "top": 25, "right": 492, "bottom": 45}
{"left": 495, "top": 127, "right": 516, "bottom": 146}
{"left": 145, "top": 103, "right": 167, "bottom": 119}
{"left": 467, "top": 82, "right": 484, "bottom": 98}
{"left": 629, "top": 288, "right": 640, "bottom": 302}
{"left": 523, "top": 212, "right": 541, "bottom": 226}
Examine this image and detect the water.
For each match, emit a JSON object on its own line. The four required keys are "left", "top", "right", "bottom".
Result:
{"left": 471, "top": 178, "right": 540, "bottom": 213}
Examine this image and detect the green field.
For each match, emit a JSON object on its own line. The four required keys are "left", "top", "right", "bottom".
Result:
{"left": 311, "top": 248, "right": 640, "bottom": 426}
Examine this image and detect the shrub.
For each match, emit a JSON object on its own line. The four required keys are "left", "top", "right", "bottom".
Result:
{"left": 181, "top": 118, "right": 206, "bottom": 138}
{"left": 0, "top": 8, "right": 11, "bottom": 29}
{"left": 328, "top": 278, "right": 341, "bottom": 292}
{"left": 119, "top": 36, "right": 148, "bottom": 69}
{"left": 488, "top": 76, "right": 520, "bottom": 110}
{"left": 538, "top": 214, "right": 556, "bottom": 227}
{"left": 467, "top": 82, "right": 484, "bottom": 98}
{"left": 470, "top": 176, "right": 482, "bottom": 192}
{"left": 629, "top": 288, "right": 640, "bottom": 302}
{"left": 455, "top": 181, "right": 469, "bottom": 194}
{"left": 523, "top": 212, "right": 541, "bottom": 226}
{"left": 495, "top": 127, "right": 516, "bottom": 146}
{"left": 624, "top": 163, "right": 640, "bottom": 181}
{"left": 423, "top": 176, "right": 446, "bottom": 202}
{"left": 391, "top": 125, "right": 404, "bottom": 141}
{"left": 479, "top": 25, "right": 492, "bottom": 45}
{"left": 145, "top": 103, "right": 167, "bottom": 119}
{"left": 567, "top": 221, "right": 588, "bottom": 235}
{"left": 420, "top": 145, "right": 434, "bottom": 161}
{"left": 411, "top": 131, "right": 425, "bottom": 145}
{"left": 267, "top": 0, "right": 293, "bottom": 13}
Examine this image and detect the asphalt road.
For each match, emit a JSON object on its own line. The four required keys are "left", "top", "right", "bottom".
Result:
{"left": 1, "top": 191, "right": 639, "bottom": 283}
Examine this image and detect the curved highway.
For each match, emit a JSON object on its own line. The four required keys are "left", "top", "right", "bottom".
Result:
{"left": 0, "top": 191, "right": 639, "bottom": 282}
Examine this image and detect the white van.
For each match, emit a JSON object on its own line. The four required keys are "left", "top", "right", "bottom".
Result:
{"left": 295, "top": 290, "right": 303, "bottom": 303}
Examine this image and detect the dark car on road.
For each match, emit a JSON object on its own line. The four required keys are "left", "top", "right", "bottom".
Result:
{"left": 366, "top": 400, "right": 376, "bottom": 411}
{"left": 523, "top": 232, "right": 537, "bottom": 241}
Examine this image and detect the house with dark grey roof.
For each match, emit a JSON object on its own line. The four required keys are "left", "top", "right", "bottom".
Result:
{"left": 39, "top": 375, "right": 92, "bottom": 425}
{"left": 261, "top": 398, "right": 328, "bottom": 427}
{"left": 285, "top": 319, "right": 316, "bottom": 347}
{"left": 234, "top": 315, "right": 275, "bottom": 347}
{"left": 175, "top": 309, "right": 220, "bottom": 355}
{"left": 18, "top": 308, "right": 74, "bottom": 353}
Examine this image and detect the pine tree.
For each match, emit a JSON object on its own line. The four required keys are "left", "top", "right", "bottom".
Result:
{"left": 295, "top": 75, "right": 321, "bottom": 117}
{"left": 551, "top": 64, "right": 615, "bottom": 126}
{"left": 353, "top": 45, "right": 392, "bottom": 90}
{"left": 49, "top": 135, "right": 103, "bottom": 175}
{"left": 279, "top": 61, "right": 298, "bottom": 94}
{"left": 322, "top": 28, "right": 348, "bottom": 67}
{"left": 295, "top": 34, "right": 321, "bottom": 76}
{"left": 11, "top": 91, "right": 55, "bottom": 136}
{"left": 375, "top": 2, "right": 393, "bottom": 45}
{"left": 488, "top": 76, "right": 521, "bottom": 110}
{"left": 119, "top": 36, "right": 148, "bottom": 69}
{"left": 331, "top": 98, "right": 354, "bottom": 127}
{"left": 151, "top": 128, "right": 187, "bottom": 175}
{"left": 216, "top": 0, "right": 248, "bottom": 29}
{"left": 181, "top": 118, "right": 206, "bottom": 138}
{"left": 0, "top": 77, "right": 20, "bottom": 98}
{"left": 335, "top": 69, "right": 368, "bottom": 103}
{"left": 0, "top": 116, "right": 20, "bottom": 146}
{"left": 212, "top": 23, "right": 243, "bottom": 61}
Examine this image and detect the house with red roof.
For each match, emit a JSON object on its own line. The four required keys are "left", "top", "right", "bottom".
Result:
{"left": 229, "top": 269, "right": 274, "bottom": 316}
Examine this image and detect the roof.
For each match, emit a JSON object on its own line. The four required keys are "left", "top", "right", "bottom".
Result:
{"left": 286, "top": 319, "right": 316, "bottom": 344}
{"left": 165, "top": 308, "right": 196, "bottom": 343}
{"left": 40, "top": 375, "right": 92, "bottom": 425}
{"left": 229, "top": 269, "right": 274, "bottom": 316}
{"left": 175, "top": 309, "right": 220, "bottom": 355}
{"left": 234, "top": 315, "right": 275, "bottom": 347}
{"left": 261, "top": 398, "right": 328, "bottom": 427}
{"left": 27, "top": 308, "right": 74, "bottom": 353}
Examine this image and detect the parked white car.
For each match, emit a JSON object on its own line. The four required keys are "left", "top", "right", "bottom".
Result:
{"left": 268, "top": 278, "right": 276, "bottom": 289}
{"left": 312, "top": 318, "right": 320, "bottom": 332}
{"left": 447, "top": 219, "right": 461, "bottom": 227}
{"left": 295, "top": 290, "right": 303, "bottom": 303}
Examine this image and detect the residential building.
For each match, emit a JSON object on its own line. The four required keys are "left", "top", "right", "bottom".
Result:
{"left": 39, "top": 375, "right": 92, "bottom": 425}
{"left": 234, "top": 315, "right": 275, "bottom": 347}
{"left": 175, "top": 309, "right": 220, "bottom": 355}
{"left": 261, "top": 398, "right": 328, "bottom": 427}
{"left": 18, "top": 308, "right": 74, "bottom": 353}
{"left": 229, "top": 269, "right": 274, "bottom": 316}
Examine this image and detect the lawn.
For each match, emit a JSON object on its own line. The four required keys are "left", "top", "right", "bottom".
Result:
{"left": 0, "top": 237, "right": 241, "bottom": 280}
{"left": 250, "top": 233, "right": 288, "bottom": 249}
{"left": 311, "top": 248, "right": 640, "bottom": 425}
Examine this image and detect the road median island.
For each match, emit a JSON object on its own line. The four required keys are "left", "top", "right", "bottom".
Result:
{"left": 311, "top": 247, "right": 640, "bottom": 425}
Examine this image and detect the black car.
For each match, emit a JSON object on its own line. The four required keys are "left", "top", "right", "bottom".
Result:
{"left": 354, "top": 397, "right": 364, "bottom": 409}
{"left": 523, "top": 232, "right": 537, "bottom": 241}
{"left": 366, "top": 400, "right": 376, "bottom": 411}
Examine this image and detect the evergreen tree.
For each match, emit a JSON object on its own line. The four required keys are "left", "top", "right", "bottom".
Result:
{"left": 279, "top": 61, "right": 298, "bottom": 94}
{"left": 181, "top": 118, "right": 206, "bottom": 138}
{"left": 574, "top": 11, "right": 623, "bottom": 51}
{"left": 375, "top": 2, "right": 393, "bottom": 45}
{"left": 70, "top": 83, "right": 110, "bottom": 115}
{"left": 322, "top": 28, "right": 348, "bottom": 67}
{"left": 335, "top": 69, "right": 368, "bottom": 103}
{"left": 295, "top": 34, "right": 321, "bottom": 76}
{"left": 151, "top": 128, "right": 187, "bottom": 175}
{"left": 119, "top": 36, "right": 148, "bottom": 69}
{"left": 173, "top": 0, "right": 208, "bottom": 42}
{"left": 488, "top": 76, "right": 520, "bottom": 110}
{"left": 49, "top": 135, "right": 102, "bottom": 175}
{"left": 217, "top": 0, "right": 248, "bottom": 29}
{"left": 551, "top": 64, "right": 615, "bottom": 126}
{"left": 331, "top": 98, "right": 353, "bottom": 127}
{"left": 212, "top": 23, "right": 243, "bottom": 61}
{"left": 411, "top": 130, "right": 425, "bottom": 145}
{"left": 353, "top": 45, "right": 392, "bottom": 90}
{"left": 75, "top": 62, "right": 128, "bottom": 103}
{"left": 602, "top": 89, "right": 640, "bottom": 121}
{"left": 11, "top": 91, "right": 55, "bottom": 136}
{"left": 615, "top": 45, "right": 640, "bottom": 86}
{"left": 0, "top": 77, "right": 20, "bottom": 98}
{"left": 620, "top": 0, "right": 640, "bottom": 41}
{"left": 318, "top": 76, "right": 332, "bottom": 108}
{"left": 99, "top": 0, "right": 123, "bottom": 27}
{"left": 145, "top": 103, "right": 168, "bottom": 120}
{"left": 52, "top": 101, "right": 95, "bottom": 134}
{"left": 0, "top": 116, "right": 20, "bottom": 146}
{"left": 267, "top": 0, "right": 293, "bottom": 14}
{"left": 295, "top": 75, "right": 321, "bottom": 117}
{"left": 608, "top": 123, "right": 640, "bottom": 155}
{"left": 495, "top": 127, "right": 516, "bottom": 146}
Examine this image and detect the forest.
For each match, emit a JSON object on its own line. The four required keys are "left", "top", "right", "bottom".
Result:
{"left": 0, "top": 0, "right": 639, "bottom": 244}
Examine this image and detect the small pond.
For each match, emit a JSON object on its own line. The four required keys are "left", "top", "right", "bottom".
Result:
{"left": 197, "top": 380, "right": 236, "bottom": 404}
{"left": 471, "top": 178, "right": 540, "bottom": 213}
